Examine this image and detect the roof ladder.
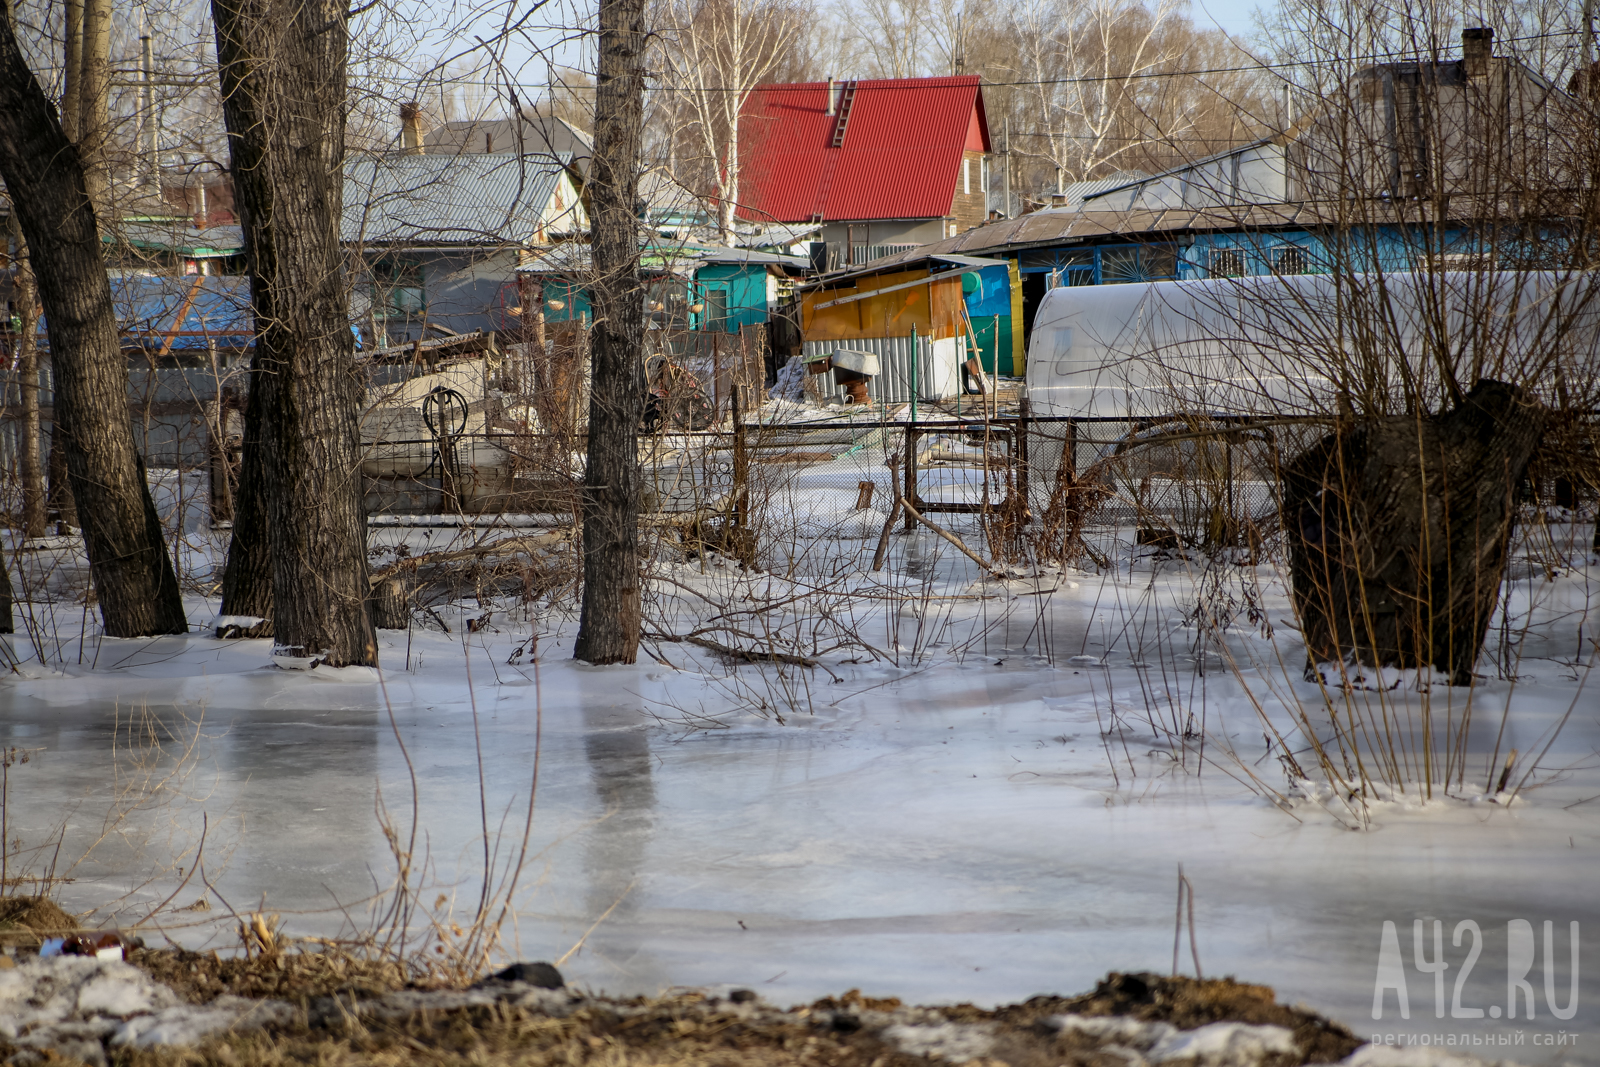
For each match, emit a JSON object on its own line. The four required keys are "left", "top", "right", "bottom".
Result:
{"left": 829, "top": 81, "right": 857, "bottom": 148}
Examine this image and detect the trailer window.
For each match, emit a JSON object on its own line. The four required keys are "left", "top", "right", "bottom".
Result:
{"left": 1209, "top": 249, "right": 1246, "bottom": 278}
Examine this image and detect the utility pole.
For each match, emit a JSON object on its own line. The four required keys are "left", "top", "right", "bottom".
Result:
{"left": 1004, "top": 117, "right": 1011, "bottom": 218}
{"left": 1584, "top": 0, "right": 1596, "bottom": 72}
{"left": 138, "top": 8, "right": 156, "bottom": 196}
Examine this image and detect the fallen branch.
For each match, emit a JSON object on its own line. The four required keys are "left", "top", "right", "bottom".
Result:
{"left": 646, "top": 630, "right": 822, "bottom": 670}
{"left": 898, "top": 496, "right": 1008, "bottom": 580}
{"left": 369, "top": 532, "right": 567, "bottom": 584}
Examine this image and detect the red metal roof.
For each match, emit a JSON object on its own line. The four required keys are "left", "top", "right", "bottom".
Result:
{"left": 736, "top": 76, "right": 990, "bottom": 225}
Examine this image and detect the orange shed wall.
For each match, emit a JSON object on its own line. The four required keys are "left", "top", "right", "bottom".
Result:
{"left": 801, "top": 270, "right": 965, "bottom": 343}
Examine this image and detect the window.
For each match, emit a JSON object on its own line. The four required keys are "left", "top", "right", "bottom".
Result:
{"left": 647, "top": 278, "right": 688, "bottom": 326}
{"left": 963, "top": 158, "right": 971, "bottom": 195}
{"left": 703, "top": 288, "right": 728, "bottom": 332}
{"left": 1209, "top": 249, "right": 1246, "bottom": 278}
{"left": 980, "top": 156, "right": 989, "bottom": 194}
{"left": 368, "top": 256, "right": 425, "bottom": 322}
{"left": 1272, "top": 245, "right": 1310, "bottom": 275}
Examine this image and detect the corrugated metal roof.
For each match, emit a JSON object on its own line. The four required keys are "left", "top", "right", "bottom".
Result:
{"left": 859, "top": 202, "right": 1326, "bottom": 268}
{"left": 343, "top": 152, "right": 575, "bottom": 245}
{"left": 694, "top": 248, "right": 808, "bottom": 269}
{"left": 1052, "top": 174, "right": 1148, "bottom": 210}
{"left": 734, "top": 222, "right": 822, "bottom": 249}
{"left": 117, "top": 222, "right": 245, "bottom": 256}
{"left": 736, "top": 76, "right": 988, "bottom": 224}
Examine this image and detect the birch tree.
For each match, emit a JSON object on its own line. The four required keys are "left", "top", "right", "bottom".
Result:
{"left": 654, "top": 0, "right": 806, "bottom": 241}
{"left": 996, "top": 0, "right": 1264, "bottom": 186}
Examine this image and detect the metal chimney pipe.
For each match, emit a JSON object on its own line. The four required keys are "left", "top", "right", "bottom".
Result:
{"left": 825, "top": 76, "right": 835, "bottom": 116}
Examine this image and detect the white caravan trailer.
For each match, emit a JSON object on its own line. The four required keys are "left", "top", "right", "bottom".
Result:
{"left": 1023, "top": 271, "right": 1599, "bottom": 519}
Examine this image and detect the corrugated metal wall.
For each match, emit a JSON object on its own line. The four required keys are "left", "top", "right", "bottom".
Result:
{"left": 801, "top": 335, "right": 966, "bottom": 404}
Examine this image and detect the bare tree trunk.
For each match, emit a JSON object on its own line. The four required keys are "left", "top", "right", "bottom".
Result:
{"left": 0, "top": 6, "right": 187, "bottom": 636}
{"left": 47, "top": 411, "right": 78, "bottom": 532}
{"left": 61, "top": 0, "right": 81, "bottom": 141}
{"left": 1283, "top": 380, "right": 1545, "bottom": 686}
{"left": 215, "top": 371, "right": 273, "bottom": 637}
{"left": 74, "top": 0, "right": 110, "bottom": 206}
{"left": 574, "top": 0, "right": 647, "bottom": 665}
{"left": 6, "top": 214, "right": 46, "bottom": 539}
{"left": 211, "top": 0, "right": 376, "bottom": 667}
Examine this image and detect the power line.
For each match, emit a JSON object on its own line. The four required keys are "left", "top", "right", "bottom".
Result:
{"left": 346, "top": 26, "right": 1580, "bottom": 95}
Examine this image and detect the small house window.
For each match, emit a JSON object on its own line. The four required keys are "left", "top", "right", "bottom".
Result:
{"left": 1272, "top": 245, "right": 1309, "bottom": 275}
{"left": 963, "top": 158, "right": 971, "bottom": 196}
{"left": 369, "top": 256, "right": 426, "bottom": 321}
{"left": 704, "top": 288, "right": 729, "bottom": 332}
{"left": 1209, "top": 249, "right": 1246, "bottom": 278}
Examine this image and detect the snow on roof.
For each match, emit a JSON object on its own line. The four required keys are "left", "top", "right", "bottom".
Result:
{"left": 342, "top": 152, "right": 577, "bottom": 246}
{"left": 736, "top": 76, "right": 989, "bottom": 224}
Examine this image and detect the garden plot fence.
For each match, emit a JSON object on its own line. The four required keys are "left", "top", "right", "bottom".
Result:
{"left": 0, "top": 364, "right": 1592, "bottom": 566}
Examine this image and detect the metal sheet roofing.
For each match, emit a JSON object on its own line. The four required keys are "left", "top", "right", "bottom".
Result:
{"left": 113, "top": 275, "right": 255, "bottom": 348}
{"left": 736, "top": 76, "right": 989, "bottom": 224}
{"left": 39, "top": 275, "right": 256, "bottom": 350}
{"left": 858, "top": 202, "right": 1327, "bottom": 269}
{"left": 342, "top": 152, "right": 576, "bottom": 246}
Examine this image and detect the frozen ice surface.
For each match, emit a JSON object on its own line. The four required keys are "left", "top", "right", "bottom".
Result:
{"left": 0, "top": 515, "right": 1596, "bottom": 1065}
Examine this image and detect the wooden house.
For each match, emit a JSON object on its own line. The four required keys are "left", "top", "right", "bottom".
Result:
{"left": 737, "top": 76, "right": 993, "bottom": 272}
{"left": 342, "top": 151, "right": 587, "bottom": 346}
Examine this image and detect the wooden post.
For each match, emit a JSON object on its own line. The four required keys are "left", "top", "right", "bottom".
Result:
{"left": 903, "top": 422, "right": 918, "bottom": 531}
{"left": 731, "top": 383, "right": 748, "bottom": 527}
{"left": 1016, "top": 398, "right": 1031, "bottom": 524}
{"left": 439, "top": 428, "right": 462, "bottom": 514}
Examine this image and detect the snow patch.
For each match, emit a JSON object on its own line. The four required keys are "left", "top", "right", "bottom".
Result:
{"left": 1309, "top": 661, "right": 1453, "bottom": 691}
{"left": 0, "top": 957, "right": 292, "bottom": 1061}
{"left": 112, "top": 996, "right": 296, "bottom": 1048}
{"left": 1341, "top": 1045, "right": 1526, "bottom": 1067}
{"left": 881, "top": 1021, "right": 996, "bottom": 1063}
{"left": 1051, "top": 1016, "right": 1297, "bottom": 1066}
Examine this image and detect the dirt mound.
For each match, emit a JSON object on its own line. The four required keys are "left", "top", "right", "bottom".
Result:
{"left": 990, "top": 972, "right": 1362, "bottom": 1064}
{"left": 0, "top": 896, "right": 79, "bottom": 943}
{"left": 129, "top": 946, "right": 410, "bottom": 1003}
{"left": 6, "top": 952, "right": 1364, "bottom": 1067}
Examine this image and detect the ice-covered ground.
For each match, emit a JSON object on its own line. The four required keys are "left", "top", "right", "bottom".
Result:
{"left": 1, "top": 471, "right": 1596, "bottom": 1064}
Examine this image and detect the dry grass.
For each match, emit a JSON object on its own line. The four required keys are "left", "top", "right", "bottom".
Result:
{"left": 88, "top": 966, "right": 1361, "bottom": 1067}
{"left": 127, "top": 944, "right": 412, "bottom": 1004}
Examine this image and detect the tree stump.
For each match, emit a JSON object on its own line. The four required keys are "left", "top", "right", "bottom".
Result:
{"left": 371, "top": 576, "right": 411, "bottom": 631}
{"left": 1282, "top": 380, "right": 1545, "bottom": 685}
